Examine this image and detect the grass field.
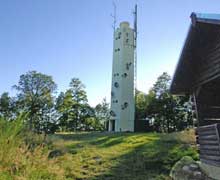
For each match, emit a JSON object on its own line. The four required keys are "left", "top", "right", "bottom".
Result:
{"left": 0, "top": 120, "right": 198, "bottom": 180}
{"left": 48, "top": 130, "right": 198, "bottom": 180}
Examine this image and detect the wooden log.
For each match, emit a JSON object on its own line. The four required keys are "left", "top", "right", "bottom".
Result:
{"left": 204, "top": 118, "right": 220, "bottom": 121}
{"left": 209, "top": 106, "right": 220, "bottom": 109}
{"left": 201, "top": 158, "right": 220, "bottom": 167}
{"left": 199, "top": 49, "right": 220, "bottom": 71}
{"left": 198, "top": 135, "right": 218, "bottom": 141}
{"left": 197, "top": 130, "right": 216, "bottom": 136}
{"left": 200, "top": 154, "right": 220, "bottom": 161}
{"left": 196, "top": 67, "right": 220, "bottom": 86}
{"left": 199, "top": 144, "right": 220, "bottom": 150}
{"left": 198, "top": 56, "right": 220, "bottom": 77}
{"left": 198, "top": 125, "right": 216, "bottom": 131}
{"left": 197, "top": 124, "right": 220, "bottom": 167}
{"left": 198, "top": 139, "right": 219, "bottom": 145}
{"left": 200, "top": 149, "right": 220, "bottom": 156}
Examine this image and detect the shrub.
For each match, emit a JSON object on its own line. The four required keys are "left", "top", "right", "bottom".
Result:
{"left": 0, "top": 115, "right": 63, "bottom": 179}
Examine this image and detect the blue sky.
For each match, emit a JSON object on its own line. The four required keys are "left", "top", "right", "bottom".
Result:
{"left": 0, "top": 0, "right": 219, "bottom": 106}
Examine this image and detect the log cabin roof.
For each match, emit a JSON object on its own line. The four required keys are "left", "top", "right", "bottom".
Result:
{"left": 170, "top": 12, "right": 220, "bottom": 95}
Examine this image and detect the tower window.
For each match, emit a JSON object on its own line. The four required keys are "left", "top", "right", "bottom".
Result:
{"left": 122, "top": 73, "right": 128, "bottom": 78}
{"left": 126, "top": 62, "right": 132, "bottom": 70}
{"left": 126, "top": 32, "right": 129, "bottom": 37}
{"left": 121, "top": 102, "right": 129, "bottom": 110}
{"left": 126, "top": 39, "right": 129, "bottom": 43}
{"left": 110, "top": 110, "right": 116, "bottom": 117}
{"left": 115, "top": 48, "right": 120, "bottom": 52}
{"left": 114, "top": 82, "right": 119, "bottom": 88}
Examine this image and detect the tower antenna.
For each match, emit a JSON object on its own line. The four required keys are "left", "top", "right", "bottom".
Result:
{"left": 134, "top": 4, "right": 137, "bottom": 46}
{"left": 133, "top": 4, "right": 138, "bottom": 94}
{"left": 111, "top": 1, "right": 117, "bottom": 32}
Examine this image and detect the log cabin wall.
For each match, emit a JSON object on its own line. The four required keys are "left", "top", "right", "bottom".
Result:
{"left": 193, "top": 23, "right": 220, "bottom": 87}
{"left": 170, "top": 13, "right": 220, "bottom": 168}
{"left": 194, "top": 77, "right": 220, "bottom": 126}
{"left": 196, "top": 124, "right": 220, "bottom": 166}
{"left": 183, "top": 22, "right": 220, "bottom": 126}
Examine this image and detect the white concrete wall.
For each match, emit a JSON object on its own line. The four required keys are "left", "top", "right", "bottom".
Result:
{"left": 110, "top": 22, "right": 135, "bottom": 132}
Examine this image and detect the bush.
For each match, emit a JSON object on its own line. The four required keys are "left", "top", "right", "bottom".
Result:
{"left": 0, "top": 115, "right": 24, "bottom": 172}
{"left": 0, "top": 115, "right": 63, "bottom": 179}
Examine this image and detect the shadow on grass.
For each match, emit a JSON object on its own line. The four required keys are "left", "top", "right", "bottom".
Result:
{"left": 53, "top": 132, "right": 198, "bottom": 180}
{"left": 89, "top": 133, "right": 158, "bottom": 148}
{"left": 86, "top": 136, "right": 198, "bottom": 180}
{"left": 89, "top": 134, "right": 129, "bottom": 148}
{"left": 54, "top": 132, "right": 104, "bottom": 141}
{"left": 54, "top": 132, "right": 146, "bottom": 148}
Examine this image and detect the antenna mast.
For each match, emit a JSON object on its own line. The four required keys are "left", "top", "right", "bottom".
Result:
{"left": 111, "top": 1, "right": 117, "bottom": 32}
{"left": 133, "top": 4, "right": 137, "bottom": 94}
{"left": 134, "top": 4, "right": 137, "bottom": 47}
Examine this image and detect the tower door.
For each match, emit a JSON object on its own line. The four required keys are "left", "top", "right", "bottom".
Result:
{"left": 109, "top": 120, "right": 115, "bottom": 131}
{"left": 112, "top": 120, "right": 115, "bottom": 131}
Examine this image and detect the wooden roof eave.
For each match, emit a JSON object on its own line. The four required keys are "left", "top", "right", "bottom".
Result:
{"left": 170, "top": 12, "right": 220, "bottom": 95}
{"left": 170, "top": 24, "right": 194, "bottom": 95}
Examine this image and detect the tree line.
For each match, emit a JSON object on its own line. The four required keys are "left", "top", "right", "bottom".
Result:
{"left": 0, "top": 71, "right": 110, "bottom": 133}
{"left": 136, "top": 72, "right": 194, "bottom": 133}
{"left": 0, "top": 71, "right": 193, "bottom": 134}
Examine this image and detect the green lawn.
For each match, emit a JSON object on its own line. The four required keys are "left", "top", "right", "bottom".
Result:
{"left": 47, "top": 130, "right": 198, "bottom": 180}
{"left": 0, "top": 125, "right": 198, "bottom": 180}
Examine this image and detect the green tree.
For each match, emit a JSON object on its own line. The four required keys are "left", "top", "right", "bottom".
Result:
{"left": 84, "top": 117, "right": 103, "bottom": 131}
{"left": 13, "top": 71, "right": 57, "bottom": 133}
{"left": 147, "top": 72, "right": 193, "bottom": 133}
{"left": 0, "top": 92, "right": 15, "bottom": 119}
{"left": 152, "top": 72, "right": 171, "bottom": 97}
{"left": 69, "top": 78, "right": 88, "bottom": 130}
{"left": 135, "top": 90, "right": 148, "bottom": 120}
{"left": 56, "top": 78, "right": 91, "bottom": 131}
{"left": 56, "top": 90, "right": 73, "bottom": 131}
{"left": 94, "top": 98, "right": 110, "bottom": 131}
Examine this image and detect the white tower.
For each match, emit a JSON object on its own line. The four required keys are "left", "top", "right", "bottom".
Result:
{"left": 109, "top": 20, "right": 136, "bottom": 132}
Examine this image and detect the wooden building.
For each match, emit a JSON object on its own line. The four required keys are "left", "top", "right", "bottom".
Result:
{"left": 170, "top": 12, "right": 220, "bottom": 174}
